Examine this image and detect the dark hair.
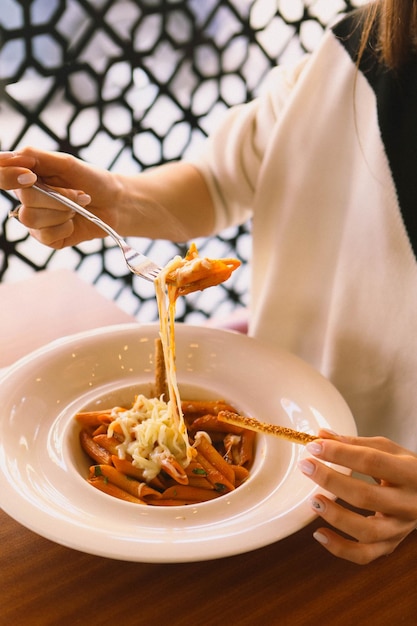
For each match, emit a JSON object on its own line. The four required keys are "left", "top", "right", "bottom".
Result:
{"left": 358, "top": 0, "right": 417, "bottom": 69}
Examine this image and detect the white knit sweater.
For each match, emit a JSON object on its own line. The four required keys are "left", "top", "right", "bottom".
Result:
{"left": 193, "top": 18, "right": 417, "bottom": 449}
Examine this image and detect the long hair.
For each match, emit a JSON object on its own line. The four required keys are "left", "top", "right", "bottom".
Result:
{"left": 358, "top": 0, "right": 417, "bottom": 69}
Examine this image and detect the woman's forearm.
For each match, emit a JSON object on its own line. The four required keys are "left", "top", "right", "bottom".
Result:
{"left": 114, "top": 162, "right": 216, "bottom": 242}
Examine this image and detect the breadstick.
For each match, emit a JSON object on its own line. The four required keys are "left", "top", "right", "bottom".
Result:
{"left": 154, "top": 337, "right": 167, "bottom": 399}
{"left": 217, "top": 410, "right": 317, "bottom": 445}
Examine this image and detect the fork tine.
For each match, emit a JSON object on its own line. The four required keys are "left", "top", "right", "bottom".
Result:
{"left": 120, "top": 243, "right": 163, "bottom": 282}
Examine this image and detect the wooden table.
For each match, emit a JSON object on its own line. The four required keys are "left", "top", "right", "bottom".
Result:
{"left": 1, "top": 271, "right": 416, "bottom": 626}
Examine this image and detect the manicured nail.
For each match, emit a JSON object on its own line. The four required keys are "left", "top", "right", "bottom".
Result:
{"left": 17, "top": 172, "right": 37, "bottom": 185}
{"left": 306, "top": 441, "right": 323, "bottom": 456}
{"left": 0, "top": 151, "right": 15, "bottom": 158}
{"left": 313, "top": 530, "right": 329, "bottom": 545}
{"left": 310, "top": 496, "right": 326, "bottom": 513}
{"left": 77, "top": 193, "right": 91, "bottom": 206}
{"left": 298, "top": 459, "right": 315, "bottom": 476}
{"left": 320, "top": 428, "right": 339, "bottom": 437}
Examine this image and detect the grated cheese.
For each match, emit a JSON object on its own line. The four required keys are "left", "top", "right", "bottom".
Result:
{"left": 107, "top": 394, "right": 190, "bottom": 481}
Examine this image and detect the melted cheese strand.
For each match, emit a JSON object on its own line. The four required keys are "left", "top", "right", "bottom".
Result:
{"left": 106, "top": 255, "right": 194, "bottom": 482}
{"left": 154, "top": 256, "right": 194, "bottom": 463}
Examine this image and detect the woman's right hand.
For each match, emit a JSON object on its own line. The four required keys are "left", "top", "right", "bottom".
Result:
{"left": 1, "top": 146, "right": 216, "bottom": 246}
{"left": 0, "top": 147, "right": 123, "bottom": 248}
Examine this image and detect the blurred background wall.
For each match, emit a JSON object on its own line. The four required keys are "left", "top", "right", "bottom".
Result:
{"left": 0, "top": 0, "right": 365, "bottom": 324}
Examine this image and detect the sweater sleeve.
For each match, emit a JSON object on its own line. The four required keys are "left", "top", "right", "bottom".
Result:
{"left": 190, "top": 54, "right": 311, "bottom": 232}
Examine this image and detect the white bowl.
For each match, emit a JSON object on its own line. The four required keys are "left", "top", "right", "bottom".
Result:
{"left": 0, "top": 323, "right": 356, "bottom": 562}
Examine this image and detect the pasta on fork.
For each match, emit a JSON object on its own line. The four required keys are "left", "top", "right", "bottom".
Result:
{"left": 164, "top": 242, "right": 241, "bottom": 298}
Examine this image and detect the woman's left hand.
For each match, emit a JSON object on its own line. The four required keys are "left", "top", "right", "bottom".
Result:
{"left": 299, "top": 431, "right": 417, "bottom": 564}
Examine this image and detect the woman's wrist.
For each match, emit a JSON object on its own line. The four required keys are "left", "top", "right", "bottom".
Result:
{"left": 112, "top": 163, "right": 215, "bottom": 241}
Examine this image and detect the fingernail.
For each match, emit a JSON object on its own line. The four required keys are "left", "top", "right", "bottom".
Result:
{"left": 77, "top": 193, "right": 91, "bottom": 206}
{"left": 313, "top": 530, "right": 329, "bottom": 545}
{"left": 306, "top": 441, "right": 323, "bottom": 456}
{"left": 17, "top": 172, "right": 37, "bottom": 185}
{"left": 320, "top": 428, "right": 339, "bottom": 437}
{"left": 0, "top": 151, "right": 15, "bottom": 158}
{"left": 298, "top": 459, "right": 315, "bottom": 476}
{"left": 310, "top": 496, "right": 326, "bottom": 513}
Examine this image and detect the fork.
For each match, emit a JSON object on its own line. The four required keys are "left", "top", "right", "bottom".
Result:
{"left": 32, "top": 182, "right": 163, "bottom": 282}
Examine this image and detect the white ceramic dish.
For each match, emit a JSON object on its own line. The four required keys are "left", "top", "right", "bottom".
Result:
{"left": 0, "top": 323, "right": 356, "bottom": 563}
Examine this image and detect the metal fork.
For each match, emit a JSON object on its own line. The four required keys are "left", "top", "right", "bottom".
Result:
{"left": 32, "top": 182, "right": 163, "bottom": 282}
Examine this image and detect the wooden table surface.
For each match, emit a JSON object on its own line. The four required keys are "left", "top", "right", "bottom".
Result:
{"left": 1, "top": 270, "right": 416, "bottom": 626}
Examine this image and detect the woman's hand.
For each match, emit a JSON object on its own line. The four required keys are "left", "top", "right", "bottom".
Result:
{"left": 299, "top": 431, "right": 417, "bottom": 564}
{"left": 0, "top": 147, "right": 122, "bottom": 248}
{"left": 1, "top": 147, "right": 215, "bottom": 246}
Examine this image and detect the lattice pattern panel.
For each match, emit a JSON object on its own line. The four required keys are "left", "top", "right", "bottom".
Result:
{"left": 0, "top": 0, "right": 363, "bottom": 323}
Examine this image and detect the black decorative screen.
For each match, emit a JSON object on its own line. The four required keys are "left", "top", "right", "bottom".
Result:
{"left": 0, "top": 0, "right": 363, "bottom": 323}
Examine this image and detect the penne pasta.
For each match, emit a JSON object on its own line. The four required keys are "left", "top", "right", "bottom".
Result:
{"left": 194, "top": 451, "right": 235, "bottom": 493}
{"left": 181, "top": 399, "right": 237, "bottom": 417}
{"left": 160, "top": 455, "right": 189, "bottom": 485}
{"left": 165, "top": 243, "right": 240, "bottom": 298}
{"left": 92, "top": 433, "right": 123, "bottom": 457}
{"left": 80, "top": 429, "right": 112, "bottom": 465}
{"left": 186, "top": 475, "right": 214, "bottom": 490}
{"left": 238, "top": 430, "right": 256, "bottom": 466}
{"left": 194, "top": 433, "right": 236, "bottom": 485}
{"left": 230, "top": 464, "right": 250, "bottom": 486}
{"left": 76, "top": 396, "right": 257, "bottom": 505}
{"left": 88, "top": 476, "right": 146, "bottom": 504}
{"left": 187, "top": 414, "right": 243, "bottom": 435}
{"left": 110, "top": 455, "right": 143, "bottom": 480}
{"left": 90, "top": 465, "right": 162, "bottom": 500}
{"left": 75, "top": 408, "right": 125, "bottom": 428}
{"left": 160, "top": 485, "right": 221, "bottom": 502}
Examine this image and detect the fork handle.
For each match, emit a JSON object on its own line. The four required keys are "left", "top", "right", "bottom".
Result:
{"left": 32, "top": 182, "right": 123, "bottom": 246}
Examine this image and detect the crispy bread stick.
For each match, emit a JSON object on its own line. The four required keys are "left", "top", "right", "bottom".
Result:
{"left": 217, "top": 410, "right": 317, "bottom": 445}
